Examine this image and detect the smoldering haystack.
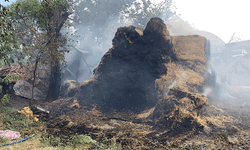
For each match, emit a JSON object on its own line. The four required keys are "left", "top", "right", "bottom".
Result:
{"left": 67, "top": 17, "right": 212, "bottom": 128}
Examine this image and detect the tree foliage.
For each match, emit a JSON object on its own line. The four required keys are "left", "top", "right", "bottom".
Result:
{"left": 0, "top": 0, "right": 19, "bottom": 67}
{"left": 16, "top": 25, "right": 51, "bottom": 105}
{"left": 73, "top": 0, "right": 175, "bottom": 49}
{"left": 0, "top": 0, "right": 20, "bottom": 106}
{"left": 74, "top": 0, "right": 174, "bottom": 28}
{"left": 127, "top": 0, "right": 175, "bottom": 28}
{"left": 74, "top": 0, "right": 135, "bottom": 27}
{"left": 39, "top": 0, "right": 73, "bottom": 101}
{"left": 7, "top": 0, "right": 73, "bottom": 102}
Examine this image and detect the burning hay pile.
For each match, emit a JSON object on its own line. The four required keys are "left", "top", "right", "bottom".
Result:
{"left": 64, "top": 17, "right": 212, "bottom": 130}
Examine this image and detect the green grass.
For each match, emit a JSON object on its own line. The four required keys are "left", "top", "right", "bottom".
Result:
{"left": 0, "top": 113, "right": 37, "bottom": 135}
{"left": 0, "top": 107, "right": 17, "bottom": 114}
{"left": 0, "top": 137, "right": 10, "bottom": 144}
{"left": 71, "top": 134, "right": 98, "bottom": 148}
{"left": 0, "top": 107, "right": 39, "bottom": 144}
{"left": 40, "top": 132, "right": 122, "bottom": 150}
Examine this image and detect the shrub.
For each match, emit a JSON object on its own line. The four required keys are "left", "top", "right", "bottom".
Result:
{"left": 1, "top": 94, "right": 10, "bottom": 106}
{"left": 0, "top": 73, "right": 19, "bottom": 106}
{"left": 71, "top": 134, "right": 98, "bottom": 148}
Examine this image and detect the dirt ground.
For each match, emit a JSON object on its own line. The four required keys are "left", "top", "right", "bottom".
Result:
{"left": 1, "top": 91, "right": 250, "bottom": 150}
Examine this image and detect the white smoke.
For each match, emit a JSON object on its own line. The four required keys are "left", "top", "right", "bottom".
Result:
{"left": 202, "top": 87, "right": 212, "bottom": 97}
{"left": 165, "top": 80, "right": 176, "bottom": 96}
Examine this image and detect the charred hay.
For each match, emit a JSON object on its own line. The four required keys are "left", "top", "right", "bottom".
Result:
{"left": 64, "top": 17, "right": 212, "bottom": 130}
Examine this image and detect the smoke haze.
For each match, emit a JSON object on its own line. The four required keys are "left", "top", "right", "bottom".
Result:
{"left": 160, "top": 6, "right": 250, "bottom": 108}
{"left": 61, "top": 0, "right": 250, "bottom": 110}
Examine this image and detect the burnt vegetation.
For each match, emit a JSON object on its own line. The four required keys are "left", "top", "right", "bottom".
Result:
{"left": 0, "top": 0, "right": 250, "bottom": 149}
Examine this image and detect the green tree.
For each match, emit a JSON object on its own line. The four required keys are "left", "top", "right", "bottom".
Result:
{"left": 9, "top": 0, "right": 73, "bottom": 102}
{"left": 0, "top": 0, "right": 20, "bottom": 106}
{"left": 74, "top": 0, "right": 135, "bottom": 26}
{"left": 127, "top": 0, "right": 175, "bottom": 28}
{"left": 16, "top": 25, "right": 53, "bottom": 106}
{"left": 40, "top": 0, "right": 72, "bottom": 101}
{"left": 0, "top": 0, "right": 19, "bottom": 67}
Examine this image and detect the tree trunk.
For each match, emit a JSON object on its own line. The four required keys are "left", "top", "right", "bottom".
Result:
{"left": 46, "top": 59, "right": 61, "bottom": 102}
{"left": 45, "top": 31, "right": 62, "bottom": 102}
{"left": 44, "top": 4, "right": 72, "bottom": 102}
{"left": 30, "top": 56, "right": 40, "bottom": 106}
